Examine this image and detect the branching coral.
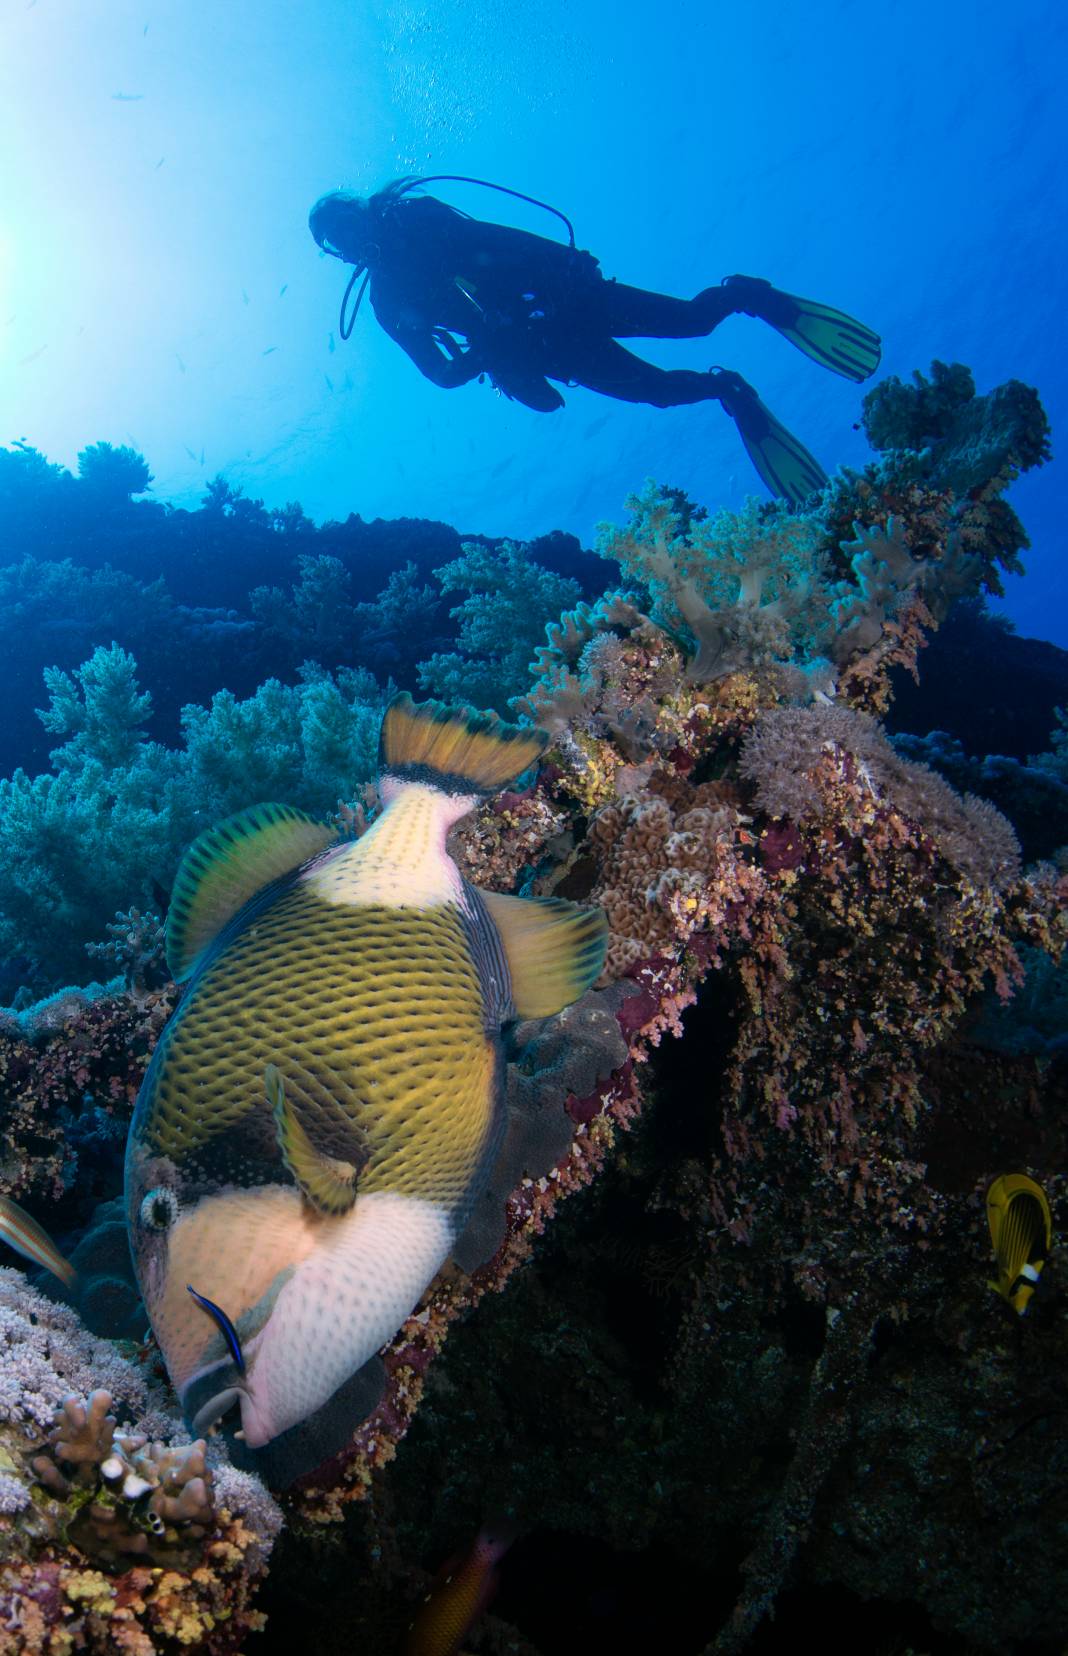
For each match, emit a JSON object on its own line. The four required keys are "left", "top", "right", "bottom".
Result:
{"left": 0, "top": 649, "right": 387, "bottom": 989}
{"left": 593, "top": 367, "right": 1049, "bottom": 716}
{"left": 416, "top": 539, "right": 582, "bottom": 713}
{"left": 861, "top": 359, "right": 1052, "bottom": 497}
{"left": 740, "top": 703, "right": 1022, "bottom": 888}
{"left": 251, "top": 552, "right": 358, "bottom": 661}
{"left": 31, "top": 1391, "right": 215, "bottom": 1565}
{"left": 0, "top": 1270, "right": 281, "bottom": 1653}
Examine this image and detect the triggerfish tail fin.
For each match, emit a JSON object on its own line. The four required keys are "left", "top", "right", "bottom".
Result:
{"left": 986, "top": 1172, "right": 1052, "bottom": 1315}
{"left": 405, "top": 1517, "right": 520, "bottom": 1656}
{"left": 167, "top": 803, "right": 336, "bottom": 982}
{"left": 380, "top": 692, "right": 548, "bottom": 796}
{"left": 267, "top": 1064, "right": 365, "bottom": 1215}
{"left": 476, "top": 889, "right": 607, "bottom": 1017}
{"left": 713, "top": 368, "right": 828, "bottom": 509}
{"left": 0, "top": 1196, "right": 77, "bottom": 1288}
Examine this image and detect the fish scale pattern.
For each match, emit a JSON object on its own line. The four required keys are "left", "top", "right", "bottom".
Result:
{"left": 138, "top": 884, "right": 497, "bottom": 1212}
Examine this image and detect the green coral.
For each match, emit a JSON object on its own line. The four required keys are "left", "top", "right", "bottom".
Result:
{"left": 597, "top": 483, "right": 839, "bottom": 682}
{"left": 0, "top": 648, "right": 386, "bottom": 988}
{"left": 251, "top": 553, "right": 357, "bottom": 660}
{"left": 416, "top": 540, "right": 581, "bottom": 713}
{"left": 38, "top": 643, "right": 154, "bottom": 771}
{"left": 862, "top": 360, "right": 1051, "bottom": 495}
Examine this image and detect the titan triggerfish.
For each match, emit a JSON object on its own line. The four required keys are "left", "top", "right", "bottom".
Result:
{"left": 125, "top": 694, "right": 606, "bottom": 1479}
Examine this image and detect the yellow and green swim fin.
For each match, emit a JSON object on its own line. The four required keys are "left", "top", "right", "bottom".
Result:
{"left": 710, "top": 368, "right": 828, "bottom": 510}
{"left": 722, "top": 274, "right": 882, "bottom": 384}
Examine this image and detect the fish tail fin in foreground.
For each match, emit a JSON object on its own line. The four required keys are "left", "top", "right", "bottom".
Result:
{"left": 379, "top": 691, "right": 548, "bottom": 796}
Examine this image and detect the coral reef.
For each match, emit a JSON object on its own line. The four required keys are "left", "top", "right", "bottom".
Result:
{"left": 0, "top": 1269, "right": 282, "bottom": 1654}
{"left": 0, "top": 979, "right": 174, "bottom": 1205}
{"left": 0, "top": 650, "right": 388, "bottom": 988}
{"left": 417, "top": 539, "right": 582, "bottom": 713}
{"left": 892, "top": 726, "right": 1068, "bottom": 863}
{"left": 0, "top": 363, "right": 1063, "bottom": 1651}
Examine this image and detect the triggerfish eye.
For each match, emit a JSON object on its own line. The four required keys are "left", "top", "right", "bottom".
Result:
{"left": 187, "top": 1284, "right": 247, "bottom": 1374}
{"left": 139, "top": 1187, "right": 179, "bottom": 1231}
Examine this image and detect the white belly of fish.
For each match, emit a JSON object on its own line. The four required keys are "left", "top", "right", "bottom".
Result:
{"left": 237, "top": 1190, "right": 453, "bottom": 1447}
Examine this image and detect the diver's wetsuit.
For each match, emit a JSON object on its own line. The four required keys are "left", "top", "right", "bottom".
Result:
{"left": 366, "top": 194, "right": 736, "bottom": 412}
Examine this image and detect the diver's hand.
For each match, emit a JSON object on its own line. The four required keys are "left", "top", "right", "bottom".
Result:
{"left": 432, "top": 328, "right": 476, "bottom": 363}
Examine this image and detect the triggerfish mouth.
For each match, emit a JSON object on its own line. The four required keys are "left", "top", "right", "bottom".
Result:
{"left": 124, "top": 694, "right": 606, "bottom": 1480}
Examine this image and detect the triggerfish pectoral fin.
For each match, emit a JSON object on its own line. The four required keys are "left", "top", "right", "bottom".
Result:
{"left": 267, "top": 1064, "right": 365, "bottom": 1215}
{"left": 475, "top": 889, "right": 607, "bottom": 1018}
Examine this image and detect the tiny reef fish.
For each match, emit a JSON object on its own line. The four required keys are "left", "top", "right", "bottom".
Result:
{"left": 187, "top": 1284, "right": 246, "bottom": 1373}
{"left": 987, "top": 1172, "right": 1052, "bottom": 1314}
{"left": 0, "top": 1196, "right": 77, "bottom": 1287}
{"left": 124, "top": 694, "right": 606, "bottom": 1479}
{"left": 405, "top": 1520, "right": 518, "bottom": 1656}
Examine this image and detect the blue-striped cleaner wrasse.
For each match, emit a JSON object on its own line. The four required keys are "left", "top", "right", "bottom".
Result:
{"left": 986, "top": 1172, "right": 1052, "bottom": 1315}
{"left": 124, "top": 694, "right": 606, "bottom": 1477}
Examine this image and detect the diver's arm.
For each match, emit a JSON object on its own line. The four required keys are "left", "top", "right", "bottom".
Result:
{"left": 387, "top": 322, "right": 483, "bottom": 389}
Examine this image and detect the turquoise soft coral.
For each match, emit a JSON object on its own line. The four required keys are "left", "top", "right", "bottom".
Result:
{"left": 0, "top": 647, "right": 387, "bottom": 989}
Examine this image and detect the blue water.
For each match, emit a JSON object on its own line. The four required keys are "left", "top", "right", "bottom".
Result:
{"left": 3, "top": 0, "right": 1064, "bottom": 642}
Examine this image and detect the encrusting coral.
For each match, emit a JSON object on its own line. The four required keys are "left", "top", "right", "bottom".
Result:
{"left": 0, "top": 1269, "right": 282, "bottom": 1654}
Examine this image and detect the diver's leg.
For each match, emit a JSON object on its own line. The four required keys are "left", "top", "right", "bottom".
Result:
{"left": 596, "top": 281, "right": 740, "bottom": 340}
{"left": 561, "top": 337, "right": 724, "bottom": 406}
{"left": 565, "top": 342, "right": 827, "bottom": 508}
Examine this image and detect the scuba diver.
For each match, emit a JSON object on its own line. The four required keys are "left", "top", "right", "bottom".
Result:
{"left": 308, "top": 177, "right": 882, "bottom": 508}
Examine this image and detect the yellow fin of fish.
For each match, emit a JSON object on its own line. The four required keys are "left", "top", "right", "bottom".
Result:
{"left": 267, "top": 1064, "right": 364, "bottom": 1215}
{"left": 167, "top": 803, "right": 336, "bottom": 983}
{"left": 986, "top": 1171, "right": 1052, "bottom": 1315}
{"left": 477, "top": 890, "right": 608, "bottom": 1018}
{"left": 0, "top": 1195, "right": 77, "bottom": 1288}
{"left": 380, "top": 691, "right": 547, "bottom": 795}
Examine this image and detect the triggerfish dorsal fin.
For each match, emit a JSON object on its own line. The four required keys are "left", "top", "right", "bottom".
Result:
{"left": 267, "top": 1064, "right": 366, "bottom": 1216}
{"left": 379, "top": 691, "right": 548, "bottom": 796}
{"left": 986, "top": 1172, "right": 1053, "bottom": 1315}
{"left": 167, "top": 803, "right": 336, "bottom": 982}
{"left": 476, "top": 889, "right": 608, "bottom": 1017}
